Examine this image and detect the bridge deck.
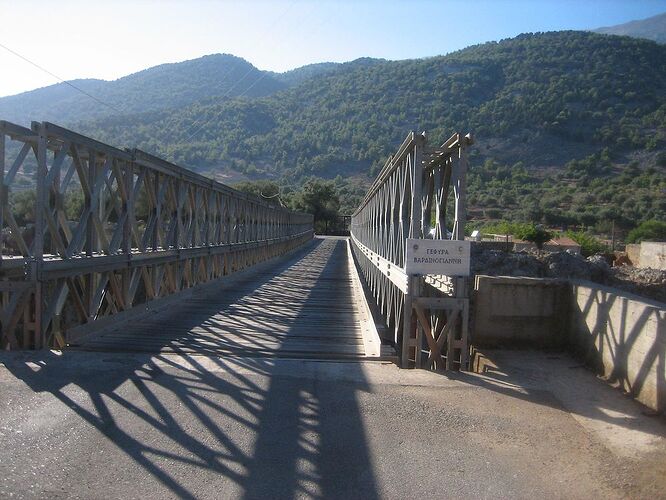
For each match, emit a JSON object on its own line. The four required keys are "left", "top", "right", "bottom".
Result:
{"left": 76, "top": 237, "right": 381, "bottom": 359}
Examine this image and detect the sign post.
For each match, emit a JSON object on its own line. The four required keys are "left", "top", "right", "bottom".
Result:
{"left": 405, "top": 239, "right": 471, "bottom": 276}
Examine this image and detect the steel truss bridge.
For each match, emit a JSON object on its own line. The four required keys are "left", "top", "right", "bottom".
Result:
{"left": 1, "top": 121, "right": 471, "bottom": 369}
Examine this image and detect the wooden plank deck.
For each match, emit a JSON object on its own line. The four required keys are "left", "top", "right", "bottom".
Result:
{"left": 77, "top": 237, "right": 382, "bottom": 359}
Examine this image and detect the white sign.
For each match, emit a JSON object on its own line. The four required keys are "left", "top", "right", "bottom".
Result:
{"left": 405, "top": 238, "right": 471, "bottom": 276}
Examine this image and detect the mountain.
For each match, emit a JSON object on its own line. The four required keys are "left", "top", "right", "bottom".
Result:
{"left": 2, "top": 31, "right": 665, "bottom": 228}
{"left": 593, "top": 12, "right": 666, "bottom": 44}
{"left": 270, "top": 62, "right": 341, "bottom": 86}
{"left": 74, "top": 31, "right": 665, "bottom": 228}
{"left": 0, "top": 54, "right": 286, "bottom": 125}
{"left": 80, "top": 31, "right": 665, "bottom": 173}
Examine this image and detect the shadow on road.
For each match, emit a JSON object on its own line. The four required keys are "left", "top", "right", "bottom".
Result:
{"left": 1, "top": 239, "right": 379, "bottom": 499}
{"left": 444, "top": 350, "right": 666, "bottom": 441}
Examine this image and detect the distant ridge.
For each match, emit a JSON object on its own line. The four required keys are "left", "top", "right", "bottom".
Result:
{"left": 0, "top": 31, "right": 663, "bottom": 230}
{"left": 0, "top": 53, "right": 286, "bottom": 125}
{"left": 592, "top": 12, "right": 666, "bottom": 44}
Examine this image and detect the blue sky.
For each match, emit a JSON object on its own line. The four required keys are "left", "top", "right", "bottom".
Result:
{"left": 0, "top": 0, "right": 664, "bottom": 97}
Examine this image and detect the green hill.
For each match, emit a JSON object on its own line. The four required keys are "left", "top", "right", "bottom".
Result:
{"left": 269, "top": 62, "right": 342, "bottom": 86}
{"left": 3, "top": 31, "right": 665, "bottom": 229}
{"left": 0, "top": 53, "right": 286, "bottom": 125}
{"left": 79, "top": 31, "right": 665, "bottom": 171}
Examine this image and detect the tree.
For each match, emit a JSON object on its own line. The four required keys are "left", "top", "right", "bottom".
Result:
{"left": 10, "top": 190, "right": 36, "bottom": 226}
{"left": 515, "top": 224, "right": 552, "bottom": 250}
{"left": 65, "top": 190, "right": 85, "bottom": 220}
{"left": 566, "top": 230, "right": 608, "bottom": 257}
{"left": 233, "top": 180, "right": 284, "bottom": 205}
{"left": 656, "top": 151, "right": 666, "bottom": 168}
{"left": 626, "top": 220, "right": 666, "bottom": 243}
{"left": 292, "top": 179, "right": 340, "bottom": 233}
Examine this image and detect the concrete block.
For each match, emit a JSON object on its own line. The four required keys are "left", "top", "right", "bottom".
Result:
{"left": 471, "top": 276, "right": 665, "bottom": 412}
{"left": 472, "top": 275, "right": 569, "bottom": 348}
{"left": 570, "top": 280, "right": 665, "bottom": 412}
{"left": 639, "top": 242, "right": 666, "bottom": 270}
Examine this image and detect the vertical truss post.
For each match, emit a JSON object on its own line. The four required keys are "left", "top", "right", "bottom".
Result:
{"left": 351, "top": 130, "right": 473, "bottom": 371}
{"left": 34, "top": 124, "right": 50, "bottom": 348}
{"left": 451, "top": 137, "right": 471, "bottom": 369}
{"left": 402, "top": 133, "right": 425, "bottom": 367}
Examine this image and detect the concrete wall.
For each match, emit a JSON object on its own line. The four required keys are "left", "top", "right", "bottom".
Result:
{"left": 639, "top": 242, "right": 666, "bottom": 270}
{"left": 626, "top": 244, "right": 641, "bottom": 266}
{"left": 570, "top": 281, "right": 665, "bottom": 412}
{"left": 625, "top": 242, "right": 666, "bottom": 269}
{"left": 471, "top": 275, "right": 666, "bottom": 411}
{"left": 472, "top": 275, "right": 570, "bottom": 348}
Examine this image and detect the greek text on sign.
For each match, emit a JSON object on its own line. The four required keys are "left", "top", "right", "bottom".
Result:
{"left": 405, "top": 238, "right": 471, "bottom": 276}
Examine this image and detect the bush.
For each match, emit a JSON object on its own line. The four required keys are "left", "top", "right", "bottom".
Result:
{"left": 516, "top": 224, "right": 552, "bottom": 250}
{"left": 566, "top": 230, "right": 608, "bottom": 257}
{"left": 482, "top": 221, "right": 552, "bottom": 249}
{"left": 626, "top": 220, "right": 666, "bottom": 243}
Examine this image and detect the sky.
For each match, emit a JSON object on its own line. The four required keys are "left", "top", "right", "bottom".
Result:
{"left": 0, "top": 0, "right": 664, "bottom": 98}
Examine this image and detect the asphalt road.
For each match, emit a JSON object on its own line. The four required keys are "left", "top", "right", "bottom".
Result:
{"left": 0, "top": 352, "right": 664, "bottom": 499}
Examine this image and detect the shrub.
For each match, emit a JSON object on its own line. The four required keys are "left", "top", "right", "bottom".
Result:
{"left": 566, "top": 230, "right": 608, "bottom": 257}
{"left": 626, "top": 220, "right": 666, "bottom": 243}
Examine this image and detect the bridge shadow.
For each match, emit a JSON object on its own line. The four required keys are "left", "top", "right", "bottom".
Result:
{"left": 441, "top": 315, "right": 665, "bottom": 443}
{"left": 0, "top": 238, "right": 380, "bottom": 499}
{"left": 430, "top": 277, "right": 666, "bottom": 441}
{"left": 78, "top": 238, "right": 364, "bottom": 359}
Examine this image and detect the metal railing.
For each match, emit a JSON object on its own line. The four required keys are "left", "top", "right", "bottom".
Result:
{"left": 350, "top": 131, "right": 473, "bottom": 369}
{"left": 0, "top": 121, "right": 313, "bottom": 349}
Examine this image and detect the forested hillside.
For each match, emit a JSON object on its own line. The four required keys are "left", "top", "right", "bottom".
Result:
{"left": 79, "top": 32, "right": 665, "bottom": 173}
{"left": 0, "top": 54, "right": 285, "bottom": 124}
{"left": 3, "top": 31, "right": 665, "bottom": 229}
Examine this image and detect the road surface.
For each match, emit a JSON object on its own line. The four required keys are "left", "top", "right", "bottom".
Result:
{"left": 1, "top": 350, "right": 664, "bottom": 499}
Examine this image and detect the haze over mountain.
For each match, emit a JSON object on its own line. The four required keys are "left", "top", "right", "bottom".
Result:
{"left": 1, "top": 30, "right": 664, "bottom": 228}
{"left": 0, "top": 54, "right": 285, "bottom": 124}
{"left": 593, "top": 12, "right": 666, "bottom": 44}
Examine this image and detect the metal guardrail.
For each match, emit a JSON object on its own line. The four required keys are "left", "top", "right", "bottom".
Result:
{"left": 350, "top": 131, "right": 473, "bottom": 369}
{"left": 0, "top": 121, "right": 313, "bottom": 349}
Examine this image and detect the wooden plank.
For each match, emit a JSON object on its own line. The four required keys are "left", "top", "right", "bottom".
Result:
{"left": 75, "top": 238, "right": 369, "bottom": 359}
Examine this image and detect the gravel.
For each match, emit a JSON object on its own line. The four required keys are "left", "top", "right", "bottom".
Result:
{"left": 471, "top": 245, "right": 666, "bottom": 303}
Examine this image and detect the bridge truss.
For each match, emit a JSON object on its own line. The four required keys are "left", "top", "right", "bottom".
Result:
{"left": 351, "top": 131, "right": 473, "bottom": 369}
{"left": 0, "top": 121, "right": 313, "bottom": 350}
